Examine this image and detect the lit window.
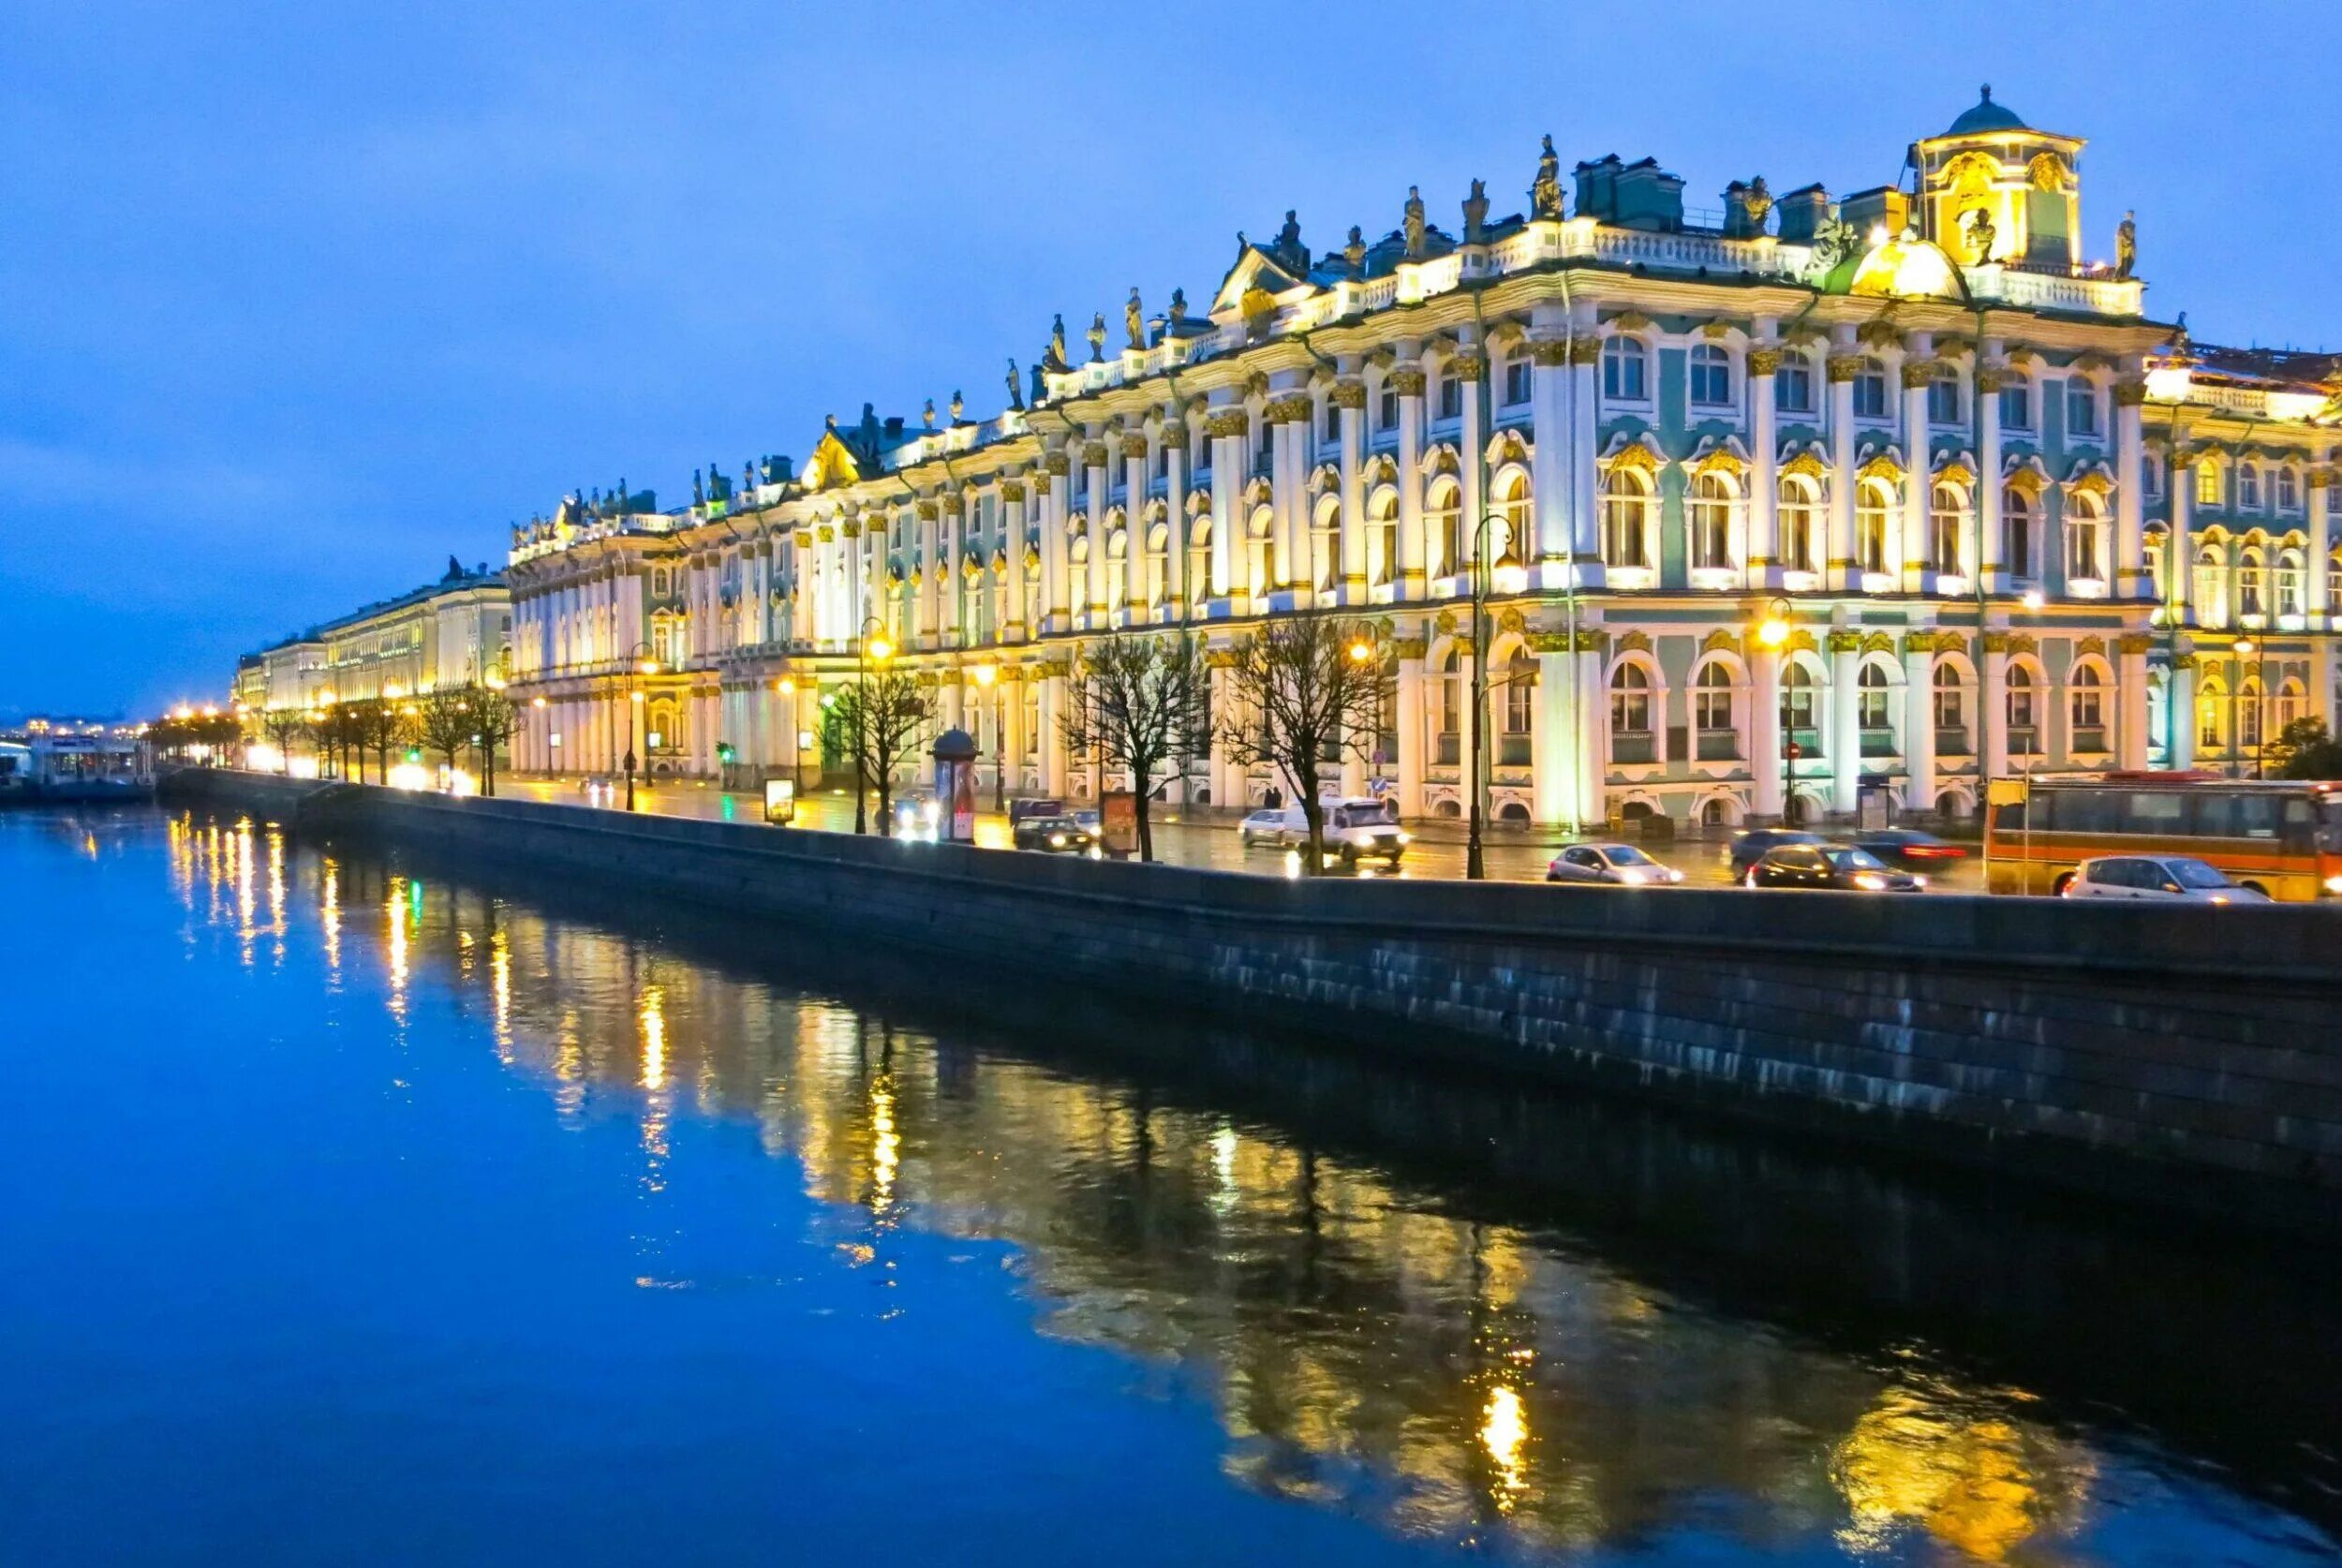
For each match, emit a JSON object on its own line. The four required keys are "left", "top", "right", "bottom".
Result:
{"left": 1688, "top": 472, "right": 1734, "bottom": 570}
{"left": 2001, "top": 487, "right": 2034, "bottom": 581}
{"left": 2070, "top": 666, "right": 2103, "bottom": 732}
{"left": 1932, "top": 664, "right": 1964, "bottom": 732}
{"left": 1601, "top": 468, "right": 1653, "bottom": 568}
{"left": 1694, "top": 662, "right": 1735, "bottom": 732}
{"left": 1929, "top": 483, "right": 1967, "bottom": 575}
{"left": 1777, "top": 476, "right": 1819, "bottom": 572}
{"left": 2196, "top": 463, "right": 2220, "bottom": 508}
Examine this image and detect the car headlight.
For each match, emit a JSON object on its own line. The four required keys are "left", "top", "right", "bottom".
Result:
{"left": 1048, "top": 833, "right": 1066, "bottom": 847}
{"left": 2325, "top": 875, "right": 2342, "bottom": 895}
{"left": 1853, "top": 872, "right": 1887, "bottom": 891}
{"left": 1912, "top": 875, "right": 1928, "bottom": 889}
{"left": 1665, "top": 868, "right": 1684, "bottom": 883}
{"left": 1394, "top": 831, "right": 1411, "bottom": 845}
{"left": 1616, "top": 867, "right": 1650, "bottom": 885}
{"left": 2208, "top": 895, "right": 2231, "bottom": 906}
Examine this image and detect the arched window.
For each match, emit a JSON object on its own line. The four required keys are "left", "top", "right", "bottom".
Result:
{"left": 1434, "top": 646, "right": 1463, "bottom": 765}
{"left": 1778, "top": 475, "right": 1820, "bottom": 573}
{"left": 2239, "top": 463, "right": 2263, "bottom": 511}
{"left": 1930, "top": 483, "right": 1967, "bottom": 576}
{"left": 2066, "top": 490, "right": 2107, "bottom": 584}
{"left": 2238, "top": 547, "right": 2266, "bottom": 619}
{"left": 1689, "top": 343, "right": 1733, "bottom": 407}
{"left": 1693, "top": 661, "right": 1736, "bottom": 757}
{"left": 1610, "top": 663, "right": 1654, "bottom": 762}
{"left": 2070, "top": 665, "right": 2105, "bottom": 738}
{"left": 2241, "top": 679, "right": 2265, "bottom": 748}
{"left": 2276, "top": 549, "right": 2305, "bottom": 618}
{"left": 1370, "top": 491, "right": 1400, "bottom": 586}
{"left": 2001, "top": 486, "right": 2034, "bottom": 581}
{"left": 1501, "top": 651, "right": 1535, "bottom": 765}
{"left": 1932, "top": 663, "right": 1966, "bottom": 733}
{"left": 2196, "top": 462, "right": 2222, "bottom": 509}
{"left": 1602, "top": 467, "right": 1653, "bottom": 569}
{"left": 2199, "top": 677, "right": 2227, "bottom": 751}
{"left": 1491, "top": 471, "right": 1532, "bottom": 566}
{"left": 1858, "top": 662, "right": 1890, "bottom": 733}
{"left": 1782, "top": 664, "right": 1820, "bottom": 751}
{"left": 1775, "top": 350, "right": 1815, "bottom": 414}
{"left": 1248, "top": 504, "right": 1276, "bottom": 597}
{"left": 2194, "top": 544, "right": 2226, "bottom": 627}
{"left": 1426, "top": 481, "right": 1462, "bottom": 580}
{"left": 2277, "top": 678, "right": 2305, "bottom": 734}
{"left": 2145, "top": 526, "right": 2169, "bottom": 601}
{"left": 1689, "top": 472, "right": 1734, "bottom": 570}
{"left": 2277, "top": 466, "right": 2302, "bottom": 512}
{"left": 1857, "top": 480, "right": 1893, "bottom": 575}
{"left": 1602, "top": 336, "right": 1648, "bottom": 402}
{"left": 2007, "top": 666, "right": 2038, "bottom": 754}
{"left": 1310, "top": 496, "right": 1340, "bottom": 591}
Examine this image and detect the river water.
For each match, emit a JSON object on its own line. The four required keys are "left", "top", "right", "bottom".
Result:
{"left": 4, "top": 806, "right": 2337, "bottom": 1566}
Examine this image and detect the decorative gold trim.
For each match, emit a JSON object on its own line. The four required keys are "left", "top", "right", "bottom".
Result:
{"left": 1827, "top": 353, "right": 1867, "bottom": 384}
{"left": 1745, "top": 348, "right": 1784, "bottom": 377}
{"left": 1330, "top": 380, "right": 1368, "bottom": 409}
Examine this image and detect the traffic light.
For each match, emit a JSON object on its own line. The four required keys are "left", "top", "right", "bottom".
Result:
{"left": 717, "top": 743, "right": 736, "bottom": 764}
{"left": 405, "top": 747, "right": 422, "bottom": 763}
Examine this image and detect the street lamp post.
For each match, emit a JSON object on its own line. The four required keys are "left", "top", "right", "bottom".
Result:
{"left": 772, "top": 677, "right": 798, "bottom": 791}
{"left": 1758, "top": 599, "right": 1792, "bottom": 825}
{"left": 853, "top": 615, "right": 893, "bottom": 836}
{"left": 1464, "top": 510, "right": 1521, "bottom": 881}
{"left": 622, "top": 641, "right": 657, "bottom": 812}
{"left": 2231, "top": 636, "right": 2260, "bottom": 778}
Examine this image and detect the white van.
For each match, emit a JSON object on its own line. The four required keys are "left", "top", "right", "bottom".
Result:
{"left": 1280, "top": 796, "right": 1408, "bottom": 865}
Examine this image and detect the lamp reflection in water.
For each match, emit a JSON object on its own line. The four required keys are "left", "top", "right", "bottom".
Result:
{"left": 320, "top": 858, "right": 341, "bottom": 979}
{"left": 1480, "top": 1384, "right": 1531, "bottom": 1515}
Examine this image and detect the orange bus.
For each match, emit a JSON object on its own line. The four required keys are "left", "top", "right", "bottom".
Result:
{"left": 1983, "top": 772, "right": 2342, "bottom": 900}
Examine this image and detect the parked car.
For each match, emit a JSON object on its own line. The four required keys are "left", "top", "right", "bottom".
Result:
{"left": 893, "top": 791, "right": 941, "bottom": 842}
{"left": 1546, "top": 843, "right": 1685, "bottom": 886}
{"left": 1744, "top": 843, "right": 1924, "bottom": 892}
{"left": 1007, "top": 797, "right": 1066, "bottom": 827}
{"left": 2059, "top": 854, "right": 2271, "bottom": 904}
{"left": 1726, "top": 828, "right": 1823, "bottom": 878}
{"left": 1845, "top": 828, "right": 1970, "bottom": 869}
{"left": 1011, "top": 813, "right": 1100, "bottom": 856}
{"left": 1237, "top": 807, "right": 1286, "bottom": 847}
{"left": 1281, "top": 798, "right": 1409, "bottom": 865}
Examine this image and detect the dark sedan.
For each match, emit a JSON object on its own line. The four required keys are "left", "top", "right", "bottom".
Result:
{"left": 1744, "top": 843, "right": 1925, "bottom": 892}
{"left": 1844, "top": 828, "right": 1971, "bottom": 870}
{"left": 1725, "top": 828, "right": 1823, "bottom": 878}
{"left": 1011, "top": 814, "right": 1099, "bottom": 855}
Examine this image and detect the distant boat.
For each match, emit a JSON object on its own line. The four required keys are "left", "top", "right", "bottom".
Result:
{"left": 0, "top": 741, "right": 31, "bottom": 803}
{"left": 22, "top": 734, "right": 154, "bottom": 802}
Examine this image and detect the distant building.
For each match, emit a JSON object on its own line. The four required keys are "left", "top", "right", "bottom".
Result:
{"left": 496, "top": 91, "right": 2337, "bottom": 823}
{"left": 236, "top": 560, "right": 511, "bottom": 713}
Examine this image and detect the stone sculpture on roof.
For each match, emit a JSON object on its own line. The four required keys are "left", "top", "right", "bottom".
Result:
{"left": 1531, "top": 134, "right": 1564, "bottom": 220}
{"left": 1126, "top": 287, "right": 1146, "bottom": 350}
{"left": 1402, "top": 186, "right": 1426, "bottom": 259}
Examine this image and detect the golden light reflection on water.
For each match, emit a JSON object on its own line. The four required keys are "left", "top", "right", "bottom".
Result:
{"left": 146, "top": 820, "right": 2170, "bottom": 1564}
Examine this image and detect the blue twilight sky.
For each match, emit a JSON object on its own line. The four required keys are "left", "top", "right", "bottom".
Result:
{"left": 5, "top": 1, "right": 2337, "bottom": 717}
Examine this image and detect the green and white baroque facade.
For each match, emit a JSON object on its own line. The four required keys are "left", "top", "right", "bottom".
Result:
{"left": 501, "top": 91, "right": 2342, "bottom": 829}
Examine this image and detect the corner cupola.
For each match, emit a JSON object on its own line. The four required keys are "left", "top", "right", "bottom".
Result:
{"left": 1909, "top": 85, "right": 2085, "bottom": 270}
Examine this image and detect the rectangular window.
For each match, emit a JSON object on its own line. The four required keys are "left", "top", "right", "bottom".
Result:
{"left": 1774, "top": 356, "right": 1814, "bottom": 414}
{"left": 2066, "top": 380, "right": 2100, "bottom": 438}
{"left": 1927, "top": 377, "right": 1963, "bottom": 426}
{"left": 1853, "top": 369, "right": 1888, "bottom": 421}
{"left": 1503, "top": 359, "right": 1532, "bottom": 407}
{"left": 2196, "top": 464, "right": 2221, "bottom": 507}
{"left": 1323, "top": 400, "right": 1341, "bottom": 442}
{"left": 1999, "top": 382, "right": 2032, "bottom": 430}
{"left": 1376, "top": 382, "right": 1399, "bottom": 430}
{"left": 1437, "top": 371, "right": 1462, "bottom": 421}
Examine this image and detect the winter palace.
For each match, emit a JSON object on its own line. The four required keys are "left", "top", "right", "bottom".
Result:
{"left": 486, "top": 90, "right": 2338, "bottom": 830}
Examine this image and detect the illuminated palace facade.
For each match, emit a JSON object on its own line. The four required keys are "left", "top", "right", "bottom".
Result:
{"left": 235, "top": 562, "right": 512, "bottom": 715}
{"left": 506, "top": 91, "right": 2339, "bottom": 828}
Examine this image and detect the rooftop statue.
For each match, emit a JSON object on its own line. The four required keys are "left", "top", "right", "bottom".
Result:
{"left": 1004, "top": 359, "right": 1023, "bottom": 411}
{"left": 1964, "top": 207, "right": 1997, "bottom": 264}
{"left": 949, "top": 390, "right": 964, "bottom": 423}
{"left": 923, "top": 397, "right": 937, "bottom": 430}
{"left": 1403, "top": 185, "right": 1426, "bottom": 259}
{"left": 1462, "top": 178, "right": 1490, "bottom": 244}
{"left": 1745, "top": 175, "right": 1772, "bottom": 226}
{"left": 1087, "top": 312, "right": 1107, "bottom": 362}
{"left": 1343, "top": 225, "right": 1365, "bottom": 272}
{"left": 1168, "top": 287, "right": 1186, "bottom": 325}
{"left": 2116, "top": 210, "right": 2137, "bottom": 280}
{"left": 1531, "top": 134, "right": 1564, "bottom": 220}
{"left": 1126, "top": 287, "right": 1146, "bottom": 349}
{"left": 692, "top": 468, "right": 704, "bottom": 506}
{"left": 1045, "top": 313, "right": 1069, "bottom": 372}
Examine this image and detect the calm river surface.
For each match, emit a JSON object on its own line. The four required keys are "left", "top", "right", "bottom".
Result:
{"left": 4, "top": 806, "right": 2338, "bottom": 1566}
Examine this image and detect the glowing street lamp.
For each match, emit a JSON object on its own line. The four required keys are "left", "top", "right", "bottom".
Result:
{"left": 1757, "top": 598, "right": 1794, "bottom": 823}
{"left": 852, "top": 618, "right": 892, "bottom": 835}
{"left": 971, "top": 660, "right": 1004, "bottom": 810}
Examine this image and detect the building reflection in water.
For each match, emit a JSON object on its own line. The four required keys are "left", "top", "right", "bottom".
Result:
{"left": 153, "top": 813, "right": 2342, "bottom": 1565}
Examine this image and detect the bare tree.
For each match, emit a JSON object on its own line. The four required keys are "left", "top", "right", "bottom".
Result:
{"left": 1057, "top": 629, "right": 1208, "bottom": 861}
{"left": 352, "top": 699, "right": 417, "bottom": 783}
{"left": 258, "top": 708, "right": 309, "bottom": 775}
{"left": 468, "top": 688, "right": 520, "bottom": 796}
{"left": 1218, "top": 616, "right": 1385, "bottom": 873}
{"left": 416, "top": 687, "right": 475, "bottom": 778}
{"left": 824, "top": 668, "right": 931, "bottom": 836}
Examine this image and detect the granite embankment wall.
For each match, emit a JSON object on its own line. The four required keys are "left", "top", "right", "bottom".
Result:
{"left": 166, "top": 769, "right": 2342, "bottom": 1229}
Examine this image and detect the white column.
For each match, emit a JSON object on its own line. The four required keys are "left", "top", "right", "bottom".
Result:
{"left": 1827, "top": 346, "right": 1860, "bottom": 589}
{"left": 1123, "top": 436, "right": 1149, "bottom": 615}
{"left": 1751, "top": 644, "right": 1783, "bottom": 821}
{"left": 1572, "top": 648, "right": 1604, "bottom": 830}
{"left": 2167, "top": 452, "right": 2194, "bottom": 624}
{"left": 1394, "top": 368, "right": 1426, "bottom": 598}
{"left": 1898, "top": 344, "right": 1933, "bottom": 591}
{"left": 1568, "top": 332, "right": 1602, "bottom": 582}
{"left": 1040, "top": 673, "right": 1067, "bottom": 795}
{"left": 1981, "top": 639, "right": 2009, "bottom": 783}
{"left": 1532, "top": 641, "right": 1571, "bottom": 823}
{"left": 2170, "top": 658, "right": 2199, "bottom": 770}
{"left": 2117, "top": 637, "right": 2152, "bottom": 770}
{"left": 1458, "top": 350, "right": 1487, "bottom": 582}
{"left": 2309, "top": 456, "right": 2334, "bottom": 630}
{"left": 1395, "top": 648, "right": 1425, "bottom": 818}
{"left": 1162, "top": 434, "right": 1188, "bottom": 617}
{"left": 1978, "top": 353, "right": 2006, "bottom": 589}
{"left": 1529, "top": 333, "right": 1570, "bottom": 568}
{"left": 1041, "top": 466, "right": 1068, "bottom": 633}
{"left": 1085, "top": 443, "right": 1111, "bottom": 621}
{"left": 1902, "top": 643, "right": 1936, "bottom": 820}
{"left": 1746, "top": 342, "right": 1779, "bottom": 590}
{"left": 1209, "top": 413, "right": 1240, "bottom": 601}
{"left": 1337, "top": 384, "right": 1366, "bottom": 599}
{"left": 1270, "top": 407, "right": 1303, "bottom": 596}
{"left": 1830, "top": 636, "right": 1861, "bottom": 817}
{"left": 2115, "top": 373, "right": 2150, "bottom": 599}
{"left": 1003, "top": 481, "right": 1030, "bottom": 641}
